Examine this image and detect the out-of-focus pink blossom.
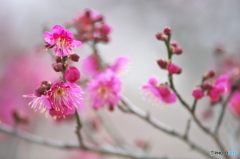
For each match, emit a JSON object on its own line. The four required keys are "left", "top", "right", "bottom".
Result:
{"left": 82, "top": 54, "right": 102, "bottom": 77}
{"left": 0, "top": 53, "right": 57, "bottom": 127}
{"left": 228, "top": 91, "right": 240, "bottom": 117}
{"left": 192, "top": 87, "right": 204, "bottom": 99}
{"left": 72, "top": 9, "right": 111, "bottom": 43}
{"left": 65, "top": 66, "right": 81, "bottom": 83}
{"left": 87, "top": 69, "right": 122, "bottom": 109}
{"left": 167, "top": 63, "right": 181, "bottom": 74}
{"left": 24, "top": 82, "right": 84, "bottom": 118}
{"left": 107, "top": 56, "right": 129, "bottom": 74}
{"left": 142, "top": 77, "right": 177, "bottom": 104}
{"left": 44, "top": 25, "right": 82, "bottom": 56}
{"left": 207, "top": 74, "right": 230, "bottom": 102}
{"left": 83, "top": 54, "right": 129, "bottom": 77}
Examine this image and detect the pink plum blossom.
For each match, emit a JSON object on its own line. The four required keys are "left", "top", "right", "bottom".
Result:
{"left": 207, "top": 74, "right": 230, "bottom": 102}
{"left": 44, "top": 25, "right": 82, "bottom": 57}
{"left": 0, "top": 52, "right": 57, "bottom": 128}
{"left": 228, "top": 91, "right": 240, "bottom": 117}
{"left": 24, "top": 82, "right": 84, "bottom": 118}
{"left": 72, "top": 9, "right": 111, "bottom": 43}
{"left": 83, "top": 54, "right": 129, "bottom": 77}
{"left": 87, "top": 69, "right": 122, "bottom": 109}
{"left": 142, "top": 77, "right": 177, "bottom": 104}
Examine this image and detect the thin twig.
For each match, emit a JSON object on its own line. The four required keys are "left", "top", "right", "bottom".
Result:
{"left": 120, "top": 96, "right": 215, "bottom": 159}
{"left": 214, "top": 90, "right": 235, "bottom": 134}
{"left": 0, "top": 123, "right": 177, "bottom": 159}
{"left": 74, "top": 111, "right": 85, "bottom": 147}
{"left": 184, "top": 119, "right": 191, "bottom": 140}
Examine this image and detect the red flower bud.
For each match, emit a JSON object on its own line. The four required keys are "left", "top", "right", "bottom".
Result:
{"left": 70, "top": 54, "right": 80, "bottom": 62}
{"left": 52, "top": 63, "right": 63, "bottom": 72}
{"left": 157, "top": 59, "right": 168, "bottom": 69}
{"left": 64, "top": 66, "right": 80, "bottom": 83}
{"left": 163, "top": 27, "right": 171, "bottom": 36}
{"left": 155, "top": 32, "right": 166, "bottom": 41}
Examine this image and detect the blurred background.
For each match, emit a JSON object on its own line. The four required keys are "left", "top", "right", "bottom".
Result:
{"left": 0, "top": 0, "right": 240, "bottom": 159}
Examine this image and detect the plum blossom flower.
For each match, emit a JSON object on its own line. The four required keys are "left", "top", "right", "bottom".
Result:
{"left": 207, "top": 74, "right": 230, "bottom": 102}
{"left": 228, "top": 91, "right": 240, "bottom": 117}
{"left": 72, "top": 9, "right": 111, "bottom": 43}
{"left": 87, "top": 69, "right": 122, "bottom": 109}
{"left": 142, "top": 77, "right": 177, "bottom": 104}
{"left": 44, "top": 25, "right": 82, "bottom": 57}
{"left": 24, "top": 82, "right": 84, "bottom": 117}
{"left": 82, "top": 54, "right": 129, "bottom": 77}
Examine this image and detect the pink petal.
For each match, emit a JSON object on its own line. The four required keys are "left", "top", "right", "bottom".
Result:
{"left": 51, "top": 25, "right": 64, "bottom": 34}
{"left": 43, "top": 32, "right": 53, "bottom": 43}
{"left": 73, "top": 40, "right": 82, "bottom": 47}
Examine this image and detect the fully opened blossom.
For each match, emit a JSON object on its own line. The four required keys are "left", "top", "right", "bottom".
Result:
{"left": 142, "top": 77, "right": 177, "bottom": 104}
{"left": 87, "top": 69, "right": 122, "bottom": 109}
{"left": 24, "top": 82, "right": 83, "bottom": 117}
{"left": 44, "top": 25, "right": 82, "bottom": 56}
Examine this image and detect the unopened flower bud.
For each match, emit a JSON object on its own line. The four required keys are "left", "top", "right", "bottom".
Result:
{"left": 163, "top": 27, "right": 171, "bottom": 36}
{"left": 55, "top": 56, "right": 62, "bottom": 63}
{"left": 52, "top": 63, "right": 63, "bottom": 72}
{"left": 70, "top": 54, "right": 80, "bottom": 62}
{"left": 167, "top": 63, "right": 181, "bottom": 74}
{"left": 173, "top": 47, "right": 183, "bottom": 55}
{"left": 170, "top": 41, "right": 178, "bottom": 48}
{"left": 108, "top": 105, "right": 114, "bottom": 111}
{"left": 155, "top": 32, "right": 166, "bottom": 41}
{"left": 202, "top": 82, "right": 213, "bottom": 90}
{"left": 176, "top": 67, "right": 182, "bottom": 74}
{"left": 192, "top": 87, "right": 204, "bottom": 99}
{"left": 204, "top": 70, "right": 215, "bottom": 79}
{"left": 157, "top": 59, "right": 168, "bottom": 69}
{"left": 37, "top": 86, "right": 46, "bottom": 95}
{"left": 64, "top": 66, "right": 80, "bottom": 83}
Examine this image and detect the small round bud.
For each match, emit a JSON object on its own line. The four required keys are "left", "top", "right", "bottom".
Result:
{"left": 170, "top": 41, "right": 178, "bottom": 48}
{"left": 173, "top": 47, "right": 183, "bottom": 55}
{"left": 202, "top": 82, "right": 213, "bottom": 90}
{"left": 108, "top": 105, "right": 114, "bottom": 111}
{"left": 192, "top": 87, "right": 204, "bottom": 99}
{"left": 155, "top": 32, "right": 166, "bottom": 41}
{"left": 163, "top": 27, "right": 171, "bottom": 36}
{"left": 167, "top": 63, "right": 181, "bottom": 74}
{"left": 52, "top": 63, "right": 63, "bottom": 72}
{"left": 55, "top": 56, "right": 62, "bottom": 63}
{"left": 157, "top": 59, "right": 168, "bottom": 69}
{"left": 64, "top": 66, "right": 81, "bottom": 83}
{"left": 204, "top": 70, "right": 215, "bottom": 79}
{"left": 37, "top": 86, "right": 46, "bottom": 95}
{"left": 70, "top": 54, "right": 80, "bottom": 62}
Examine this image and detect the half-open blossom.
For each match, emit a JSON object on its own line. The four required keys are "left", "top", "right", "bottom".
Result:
{"left": 228, "top": 91, "right": 240, "bottom": 117}
{"left": 87, "top": 69, "right": 122, "bottom": 109}
{"left": 24, "top": 82, "right": 84, "bottom": 117}
{"left": 207, "top": 74, "right": 230, "bottom": 102}
{"left": 65, "top": 66, "right": 81, "bottom": 83}
{"left": 142, "top": 77, "right": 177, "bottom": 104}
{"left": 192, "top": 87, "right": 204, "bottom": 99}
{"left": 44, "top": 25, "right": 82, "bottom": 56}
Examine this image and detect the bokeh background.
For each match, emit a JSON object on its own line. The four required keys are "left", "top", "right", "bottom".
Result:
{"left": 0, "top": 0, "right": 240, "bottom": 159}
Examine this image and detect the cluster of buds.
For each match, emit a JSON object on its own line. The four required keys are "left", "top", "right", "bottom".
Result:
{"left": 157, "top": 59, "right": 182, "bottom": 74}
{"left": 192, "top": 70, "right": 230, "bottom": 103}
{"left": 72, "top": 9, "right": 111, "bottom": 43}
{"left": 170, "top": 41, "right": 183, "bottom": 55}
{"left": 192, "top": 70, "right": 216, "bottom": 100}
{"left": 35, "top": 81, "right": 53, "bottom": 97}
{"left": 52, "top": 54, "right": 81, "bottom": 83}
